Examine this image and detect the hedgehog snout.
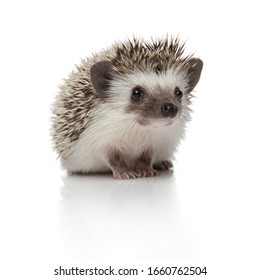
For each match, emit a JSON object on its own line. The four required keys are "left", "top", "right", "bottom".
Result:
{"left": 160, "top": 103, "right": 178, "bottom": 118}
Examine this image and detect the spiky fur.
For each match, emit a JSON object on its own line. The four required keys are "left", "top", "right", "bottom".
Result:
{"left": 51, "top": 37, "right": 200, "bottom": 175}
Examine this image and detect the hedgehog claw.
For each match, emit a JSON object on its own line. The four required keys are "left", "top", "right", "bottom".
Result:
{"left": 135, "top": 168, "right": 158, "bottom": 178}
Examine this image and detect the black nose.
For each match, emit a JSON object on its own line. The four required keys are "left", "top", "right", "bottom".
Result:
{"left": 161, "top": 103, "right": 178, "bottom": 118}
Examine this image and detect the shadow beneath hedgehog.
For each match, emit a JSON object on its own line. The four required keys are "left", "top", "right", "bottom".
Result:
{"left": 59, "top": 172, "right": 200, "bottom": 260}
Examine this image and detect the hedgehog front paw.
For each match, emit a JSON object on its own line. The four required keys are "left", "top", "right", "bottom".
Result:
{"left": 154, "top": 160, "right": 173, "bottom": 170}
{"left": 112, "top": 168, "right": 157, "bottom": 179}
{"left": 109, "top": 149, "right": 157, "bottom": 179}
{"left": 135, "top": 168, "right": 158, "bottom": 178}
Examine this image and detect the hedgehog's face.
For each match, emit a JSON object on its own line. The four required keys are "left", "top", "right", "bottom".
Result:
{"left": 122, "top": 69, "right": 191, "bottom": 127}
{"left": 90, "top": 59, "right": 203, "bottom": 127}
{"left": 129, "top": 84, "right": 181, "bottom": 126}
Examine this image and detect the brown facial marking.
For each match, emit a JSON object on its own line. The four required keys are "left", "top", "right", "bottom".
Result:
{"left": 160, "top": 103, "right": 178, "bottom": 118}
{"left": 125, "top": 85, "right": 181, "bottom": 125}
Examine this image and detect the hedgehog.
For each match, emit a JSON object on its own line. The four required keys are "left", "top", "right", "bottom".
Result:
{"left": 51, "top": 37, "right": 203, "bottom": 179}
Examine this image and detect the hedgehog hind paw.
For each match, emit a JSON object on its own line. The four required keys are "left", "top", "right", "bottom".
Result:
{"left": 154, "top": 160, "right": 173, "bottom": 170}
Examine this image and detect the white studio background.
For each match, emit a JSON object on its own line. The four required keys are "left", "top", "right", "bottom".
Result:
{"left": 0, "top": 0, "right": 259, "bottom": 279}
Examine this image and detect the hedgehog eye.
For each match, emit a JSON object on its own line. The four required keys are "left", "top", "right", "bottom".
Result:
{"left": 131, "top": 87, "right": 143, "bottom": 101}
{"left": 174, "top": 87, "right": 183, "bottom": 100}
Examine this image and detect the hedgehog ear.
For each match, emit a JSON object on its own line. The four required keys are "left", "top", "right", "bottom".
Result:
{"left": 186, "top": 58, "right": 203, "bottom": 92}
{"left": 90, "top": 60, "right": 114, "bottom": 97}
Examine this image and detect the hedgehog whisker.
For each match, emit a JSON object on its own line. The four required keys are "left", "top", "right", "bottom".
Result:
{"left": 121, "top": 120, "right": 133, "bottom": 142}
{"left": 127, "top": 119, "right": 139, "bottom": 141}
{"left": 122, "top": 118, "right": 136, "bottom": 143}
{"left": 132, "top": 119, "right": 142, "bottom": 141}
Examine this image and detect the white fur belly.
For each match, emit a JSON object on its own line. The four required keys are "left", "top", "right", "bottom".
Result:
{"left": 63, "top": 113, "right": 185, "bottom": 173}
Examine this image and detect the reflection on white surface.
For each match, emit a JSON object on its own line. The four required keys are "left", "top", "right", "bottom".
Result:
{"left": 59, "top": 172, "right": 200, "bottom": 260}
